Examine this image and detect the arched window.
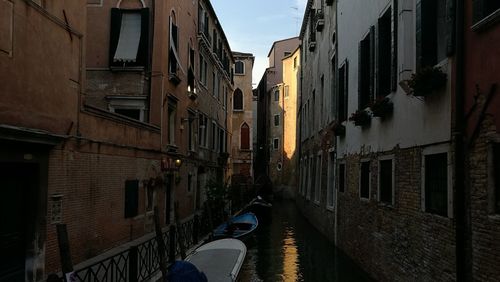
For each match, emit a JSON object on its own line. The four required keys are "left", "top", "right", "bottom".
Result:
{"left": 233, "top": 88, "right": 243, "bottom": 110}
{"left": 235, "top": 61, "right": 245, "bottom": 75}
{"left": 241, "top": 123, "right": 250, "bottom": 150}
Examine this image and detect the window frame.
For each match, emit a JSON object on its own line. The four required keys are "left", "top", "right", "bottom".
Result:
{"left": 359, "top": 159, "right": 371, "bottom": 200}
{"left": 326, "top": 149, "right": 336, "bottom": 210}
{"left": 240, "top": 122, "right": 250, "bottom": 150}
{"left": 233, "top": 88, "right": 244, "bottom": 111}
{"left": 273, "top": 138, "right": 279, "bottom": 151}
{"left": 274, "top": 114, "right": 280, "bottom": 127}
{"left": 421, "top": 144, "right": 452, "bottom": 218}
{"left": 235, "top": 60, "right": 245, "bottom": 75}
{"left": 378, "top": 155, "right": 395, "bottom": 206}
{"left": 314, "top": 151, "right": 323, "bottom": 205}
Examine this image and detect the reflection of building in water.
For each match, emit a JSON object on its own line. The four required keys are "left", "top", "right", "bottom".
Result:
{"left": 282, "top": 229, "right": 299, "bottom": 281}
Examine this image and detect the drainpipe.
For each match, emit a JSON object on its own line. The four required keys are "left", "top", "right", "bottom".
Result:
{"left": 454, "top": 0, "right": 469, "bottom": 281}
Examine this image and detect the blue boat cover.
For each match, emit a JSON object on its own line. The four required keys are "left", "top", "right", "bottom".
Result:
{"left": 166, "top": 261, "right": 208, "bottom": 282}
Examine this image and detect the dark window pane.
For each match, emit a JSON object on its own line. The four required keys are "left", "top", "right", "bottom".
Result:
{"left": 360, "top": 161, "right": 370, "bottom": 198}
{"left": 379, "top": 159, "right": 393, "bottom": 204}
{"left": 339, "top": 163, "right": 345, "bottom": 192}
{"left": 241, "top": 123, "right": 250, "bottom": 149}
{"left": 115, "top": 109, "right": 140, "bottom": 120}
{"left": 125, "top": 180, "right": 139, "bottom": 218}
{"left": 377, "top": 8, "right": 392, "bottom": 98}
{"left": 425, "top": 153, "right": 448, "bottom": 216}
{"left": 234, "top": 88, "right": 243, "bottom": 110}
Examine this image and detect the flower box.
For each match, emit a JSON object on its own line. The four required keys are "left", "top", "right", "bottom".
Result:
{"left": 332, "top": 122, "right": 346, "bottom": 136}
{"left": 407, "top": 67, "right": 447, "bottom": 97}
{"left": 370, "top": 97, "right": 394, "bottom": 118}
{"left": 349, "top": 109, "right": 371, "bottom": 127}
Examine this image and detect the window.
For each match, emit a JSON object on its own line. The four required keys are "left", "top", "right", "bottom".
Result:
{"left": 211, "top": 121, "right": 217, "bottom": 151}
{"left": 188, "top": 174, "right": 193, "bottom": 193}
{"left": 492, "top": 143, "right": 500, "bottom": 214}
{"left": 307, "top": 156, "right": 313, "bottom": 200}
{"left": 188, "top": 44, "right": 196, "bottom": 92}
{"left": 212, "top": 72, "right": 216, "bottom": 96}
{"left": 424, "top": 152, "right": 448, "bottom": 216}
{"left": 167, "top": 99, "right": 177, "bottom": 145}
{"left": 284, "top": 86, "right": 290, "bottom": 98}
{"left": 358, "top": 27, "right": 374, "bottom": 110}
{"left": 473, "top": 0, "right": 500, "bottom": 25}
{"left": 378, "top": 158, "right": 393, "bottom": 205}
{"left": 198, "top": 114, "right": 207, "bottom": 147}
{"left": 360, "top": 160, "right": 370, "bottom": 199}
{"left": 338, "top": 61, "right": 348, "bottom": 122}
{"left": 293, "top": 57, "right": 297, "bottom": 69}
{"left": 169, "top": 15, "right": 182, "bottom": 78}
{"left": 274, "top": 89, "right": 280, "bottom": 102}
{"left": 241, "top": 123, "right": 250, "bottom": 150}
{"left": 338, "top": 162, "right": 346, "bottom": 193}
{"left": 235, "top": 61, "right": 245, "bottom": 74}
{"left": 199, "top": 54, "right": 208, "bottom": 85}
{"left": 233, "top": 88, "right": 243, "bottom": 110}
{"left": 109, "top": 8, "right": 149, "bottom": 68}
{"left": 377, "top": 8, "right": 392, "bottom": 98}
{"left": 124, "top": 180, "right": 139, "bottom": 218}
{"left": 315, "top": 153, "right": 322, "bottom": 204}
{"left": 0, "top": 0, "right": 13, "bottom": 56}
{"left": 273, "top": 138, "right": 279, "bottom": 150}
{"left": 327, "top": 151, "right": 335, "bottom": 208}
{"left": 274, "top": 114, "right": 280, "bottom": 126}
{"left": 284, "top": 51, "right": 291, "bottom": 57}
{"left": 416, "top": 0, "right": 448, "bottom": 70}
{"left": 218, "top": 128, "right": 224, "bottom": 153}
{"left": 188, "top": 112, "right": 195, "bottom": 151}
{"left": 115, "top": 109, "right": 141, "bottom": 120}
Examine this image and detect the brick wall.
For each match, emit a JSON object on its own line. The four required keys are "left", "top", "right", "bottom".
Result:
{"left": 45, "top": 143, "right": 166, "bottom": 273}
{"left": 469, "top": 116, "right": 500, "bottom": 281}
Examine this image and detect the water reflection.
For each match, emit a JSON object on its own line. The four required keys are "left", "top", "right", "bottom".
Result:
{"left": 239, "top": 201, "right": 371, "bottom": 282}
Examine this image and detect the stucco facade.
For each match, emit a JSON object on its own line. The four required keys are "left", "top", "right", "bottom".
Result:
{"left": 231, "top": 52, "right": 254, "bottom": 181}
{"left": 0, "top": 0, "right": 234, "bottom": 280}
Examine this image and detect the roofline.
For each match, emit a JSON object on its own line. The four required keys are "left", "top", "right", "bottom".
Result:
{"left": 266, "top": 36, "right": 300, "bottom": 57}
{"left": 281, "top": 46, "right": 301, "bottom": 61}
{"left": 201, "top": 0, "right": 234, "bottom": 62}
{"left": 299, "top": 0, "right": 314, "bottom": 39}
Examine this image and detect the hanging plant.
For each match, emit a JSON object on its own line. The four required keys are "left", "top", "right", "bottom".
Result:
{"left": 370, "top": 97, "right": 394, "bottom": 118}
{"left": 407, "top": 66, "right": 447, "bottom": 97}
{"left": 332, "top": 122, "right": 346, "bottom": 136}
{"left": 349, "top": 109, "right": 371, "bottom": 127}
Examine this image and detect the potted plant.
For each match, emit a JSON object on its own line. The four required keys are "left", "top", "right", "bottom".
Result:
{"left": 332, "top": 121, "right": 346, "bottom": 136}
{"left": 370, "top": 97, "right": 394, "bottom": 118}
{"left": 349, "top": 109, "right": 371, "bottom": 127}
{"left": 407, "top": 66, "right": 447, "bottom": 97}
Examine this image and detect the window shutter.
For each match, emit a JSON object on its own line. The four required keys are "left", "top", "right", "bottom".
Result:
{"left": 124, "top": 180, "right": 139, "bottom": 218}
{"left": 137, "top": 8, "right": 149, "bottom": 67}
{"left": 416, "top": 0, "right": 423, "bottom": 70}
{"left": 392, "top": 0, "right": 398, "bottom": 91}
{"left": 109, "top": 8, "right": 123, "bottom": 67}
{"left": 358, "top": 42, "right": 363, "bottom": 110}
{"left": 344, "top": 61, "right": 349, "bottom": 121}
{"left": 445, "top": 0, "right": 456, "bottom": 56}
{"left": 473, "top": 0, "right": 484, "bottom": 24}
{"left": 369, "top": 25, "right": 375, "bottom": 103}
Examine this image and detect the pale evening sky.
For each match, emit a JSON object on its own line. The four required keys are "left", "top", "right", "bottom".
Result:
{"left": 210, "top": 0, "right": 307, "bottom": 87}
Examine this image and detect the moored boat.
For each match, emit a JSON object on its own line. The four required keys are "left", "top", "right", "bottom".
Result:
{"left": 213, "top": 212, "right": 258, "bottom": 240}
{"left": 185, "top": 238, "right": 246, "bottom": 282}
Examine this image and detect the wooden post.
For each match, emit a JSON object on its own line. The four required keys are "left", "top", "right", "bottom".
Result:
{"left": 128, "top": 246, "right": 138, "bottom": 282}
{"left": 56, "top": 224, "right": 75, "bottom": 282}
{"left": 153, "top": 206, "right": 168, "bottom": 280}
{"left": 174, "top": 202, "right": 186, "bottom": 259}
{"left": 169, "top": 224, "right": 176, "bottom": 263}
{"left": 193, "top": 214, "right": 199, "bottom": 245}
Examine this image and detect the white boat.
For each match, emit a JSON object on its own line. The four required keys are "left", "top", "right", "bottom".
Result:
{"left": 186, "top": 238, "right": 246, "bottom": 282}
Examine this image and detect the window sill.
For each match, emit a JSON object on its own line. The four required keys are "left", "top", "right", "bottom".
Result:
{"left": 360, "top": 197, "right": 370, "bottom": 202}
{"left": 377, "top": 202, "right": 394, "bottom": 209}
{"left": 326, "top": 205, "right": 335, "bottom": 212}
{"left": 233, "top": 109, "right": 244, "bottom": 112}
{"left": 472, "top": 9, "right": 500, "bottom": 32}
{"left": 488, "top": 214, "right": 500, "bottom": 221}
{"left": 313, "top": 200, "right": 320, "bottom": 206}
{"left": 110, "top": 66, "right": 145, "bottom": 72}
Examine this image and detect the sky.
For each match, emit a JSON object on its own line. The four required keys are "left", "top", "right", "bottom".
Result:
{"left": 210, "top": 0, "right": 307, "bottom": 87}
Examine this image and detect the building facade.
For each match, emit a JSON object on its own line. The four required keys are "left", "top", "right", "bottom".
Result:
{"left": 0, "top": 0, "right": 234, "bottom": 280}
{"left": 231, "top": 52, "right": 254, "bottom": 182}
{"left": 255, "top": 37, "right": 299, "bottom": 190}
{"left": 296, "top": 0, "right": 338, "bottom": 240}
{"left": 298, "top": 0, "right": 459, "bottom": 280}
{"left": 463, "top": 1, "right": 500, "bottom": 280}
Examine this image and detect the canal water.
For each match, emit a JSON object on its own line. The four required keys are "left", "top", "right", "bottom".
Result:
{"left": 238, "top": 200, "right": 372, "bottom": 282}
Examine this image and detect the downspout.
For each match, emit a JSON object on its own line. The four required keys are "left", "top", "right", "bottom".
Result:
{"left": 454, "top": 0, "right": 469, "bottom": 281}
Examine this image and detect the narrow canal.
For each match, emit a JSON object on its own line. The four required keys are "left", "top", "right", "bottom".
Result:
{"left": 238, "top": 200, "right": 372, "bottom": 282}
